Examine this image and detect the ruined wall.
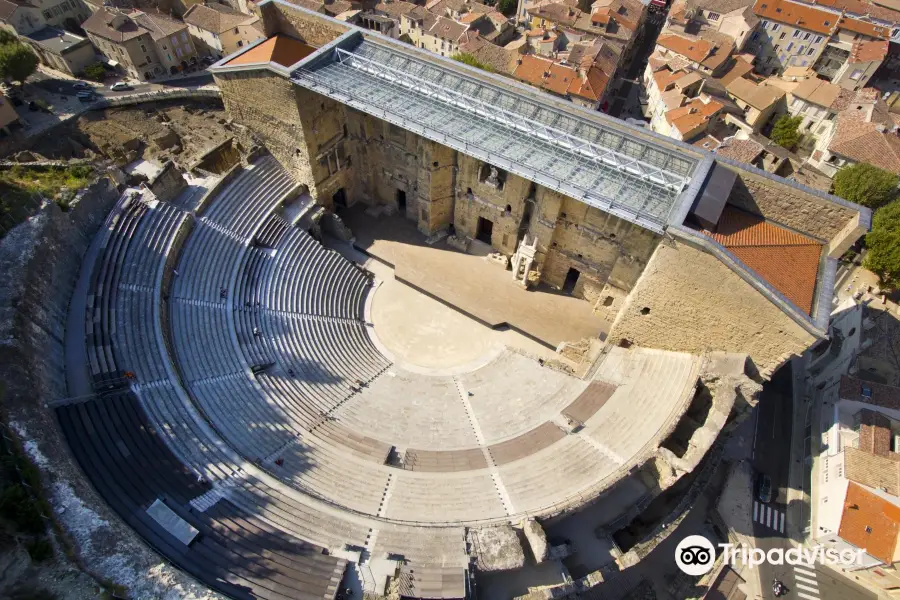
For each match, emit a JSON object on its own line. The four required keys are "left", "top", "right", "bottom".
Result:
{"left": 215, "top": 70, "right": 306, "bottom": 179}
{"left": 215, "top": 70, "right": 354, "bottom": 207}
{"left": 725, "top": 164, "right": 861, "bottom": 244}
{"left": 260, "top": 1, "right": 348, "bottom": 46}
{"left": 541, "top": 198, "right": 660, "bottom": 304}
{"left": 147, "top": 160, "right": 187, "bottom": 202}
{"left": 454, "top": 154, "right": 531, "bottom": 254}
{"left": 609, "top": 239, "right": 817, "bottom": 376}
{"left": 416, "top": 139, "right": 457, "bottom": 235}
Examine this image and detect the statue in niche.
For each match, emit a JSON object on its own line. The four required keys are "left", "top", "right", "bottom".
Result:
{"left": 486, "top": 166, "right": 500, "bottom": 187}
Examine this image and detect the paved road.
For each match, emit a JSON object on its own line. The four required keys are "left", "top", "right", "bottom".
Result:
{"left": 30, "top": 70, "right": 214, "bottom": 100}
{"left": 750, "top": 364, "right": 876, "bottom": 600}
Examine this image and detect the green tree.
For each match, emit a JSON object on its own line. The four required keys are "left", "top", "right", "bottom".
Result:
{"left": 450, "top": 52, "right": 494, "bottom": 73}
{"left": 497, "top": 0, "right": 517, "bottom": 15}
{"left": 0, "top": 29, "right": 16, "bottom": 45}
{"left": 833, "top": 162, "right": 899, "bottom": 209}
{"left": 81, "top": 62, "right": 106, "bottom": 82}
{"left": 770, "top": 114, "right": 803, "bottom": 150}
{"left": 864, "top": 199, "right": 900, "bottom": 286}
{"left": 0, "top": 41, "right": 38, "bottom": 87}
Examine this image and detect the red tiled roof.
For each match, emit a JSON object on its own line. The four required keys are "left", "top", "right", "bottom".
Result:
{"left": 753, "top": 0, "right": 836, "bottom": 35}
{"left": 225, "top": 35, "right": 316, "bottom": 67}
{"left": 656, "top": 34, "right": 713, "bottom": 63}
{"left": 841, "top": 375, "right": 900, "bottom": 410}
{"left": 839, "top": 15, "right": 890, "bottom": 39}
{"left": 850, "top": 40, "right": 890, "bottom": 63}
{"left": 839, "top": 482, "right": 900, "bottom": 565}
{"left": 705, "top": 206, "right": 822, "bottom": 314}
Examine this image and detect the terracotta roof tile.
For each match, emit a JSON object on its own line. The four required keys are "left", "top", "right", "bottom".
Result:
{"left": 656, "top": 33, "right": 713, "bottom": 63}
{"left": 830, "top": 113, "right": 900, "bottom": 175}
{"left": 715, "top": 137, "right": 765, "bottom": 164}
{"left": 841, "top": 375, "right": 900, "bottom": 410}
{"left": 705, "top": 206, "right": 822, "bottom": 314}
{"left": 752, "top": 0, "right": 836, "bottom": 35}
{"left": 850, "top": 40, "right": 890, "bottom": 63}
{"left": 225, "top": 35, "right": 316, "bottom": 67}
{"left": 184, "top": 3, "right": 257, "bottom": 35}
{"left": 665, "top": 97, "right": 723, "bottom": 135}
{"left": 716, "top": 57, "right": 754, "bottom": 85}
{"left": 838, "top": 15, "right": 890, "bottom": 39}
{"left": 839, "top": 482, "right": 900, "bottom": 564}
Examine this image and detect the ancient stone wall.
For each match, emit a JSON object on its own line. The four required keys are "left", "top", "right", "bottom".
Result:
{"left": 725, "top": 164, "right": 860, "bottom": 243}
{"left": 260, "top": 1, "right": 348, "bottom": 46}
{"left": 453, "top": 154, "right": 531, "bottom": 254}
{"left": 215, "top": 70, "right": 306, "bottom": 179}
{"left": 0, "top": 179, "right": 210, "bottom": 597}
{"left": 609, "top": 239, "right": 817, "bottom": 375}
{"left": 147, "top": 160, "right": 186, "bottom": 202}
{"left": 416, "top": 139, "right": 457, "bottom": 235}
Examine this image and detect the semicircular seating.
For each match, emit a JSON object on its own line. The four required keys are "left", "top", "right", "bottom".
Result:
{"left": 62, "top": 154, "right": 703, "bottom": 599}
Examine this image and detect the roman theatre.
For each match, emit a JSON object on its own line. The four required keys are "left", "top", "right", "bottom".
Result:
{"left": 14, "top": 3, "right": 873, "bottom": 600}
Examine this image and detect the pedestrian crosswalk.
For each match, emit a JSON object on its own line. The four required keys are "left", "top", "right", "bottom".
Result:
{"left": 753, "top": 501, "right": 786, "bottom": 533}
{"left": 793, "top": 562, "right": 820, "bottom": 600}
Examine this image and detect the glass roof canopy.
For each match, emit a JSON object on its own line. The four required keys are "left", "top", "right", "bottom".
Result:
{"left": 291, "top": 35, "right": 700, "bottom": 233}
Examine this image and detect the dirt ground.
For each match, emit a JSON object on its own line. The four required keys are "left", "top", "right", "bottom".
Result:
{"left": 5, "top": 99, "right": 255, "bottom": 170}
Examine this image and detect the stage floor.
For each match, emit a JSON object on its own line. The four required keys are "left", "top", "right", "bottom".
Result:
{"left": 341, "top": 206, "right": 609, "bottom": 349}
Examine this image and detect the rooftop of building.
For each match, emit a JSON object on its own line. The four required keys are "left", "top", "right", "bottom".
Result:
{"left": 656, "top": 33, "right": 713, "bottom": 63}
{"left": 700, "top": 205, "right": 823, "bottom": 314}
{"left": 24, "top": 26, "right": 90, "bottom": 54}
{"left": 841, "top": 375, "right": 900, "bottom": 410}
{"left": 83, "top": 7, "right": 188, "bottom": 43}
{"left": 830, "top": 100, "right": 900, "bottom": 175}
{"left": 752, "top": 0, "right": 836, "bottom": 35}
{"left": 666, "top": 96, "right": 723, "bottom": 136}
{"left": 839, "top": 482, "right": 900, "bottom": 565}
{"left": 184, "top": 2, "right": 259, "bottom": 34}
{"left": 726, "top": 76, "right": 786, "bottom": 110}
{"left": 791, "top": 77, "right": 842, "bottom": 108}
{"left": 224, "top": 34, "right": 316, "bottom": 67}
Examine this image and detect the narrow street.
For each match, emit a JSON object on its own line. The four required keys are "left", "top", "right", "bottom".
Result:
{"left": 751, "top": 364, "right": 876, "bottom": 600}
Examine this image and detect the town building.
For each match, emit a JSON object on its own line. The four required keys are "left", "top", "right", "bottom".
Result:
{"left": 669, "top": 0, "right": 759, "bottom": 49}
{"left": 82, "top": 7, "right": 199, "bottom": 81}
{"left": 746, "top": 0, "right": 833, "bottom": 75}
{"left": 22, "top": 26, "right": 94, "bottom": 75}
{"left": 816, "top": 375, "right": 900, "bottom": 594}
{"left": 0, "top": 0, "right": 91, "bottom": 37}
{"left": 806, "top": 88, "right": 900, "bottom": 176}
{"left": 724, "top": 75, "right": 786, "bottom": 131}
{"left": 654, "top": 32, "right": 733, "bottom": 76}
{"left": 183, "top": 1, "right": 263, "bottom": 58}
{"left": 787, "top": 76, "right": 844, "bottom": 136}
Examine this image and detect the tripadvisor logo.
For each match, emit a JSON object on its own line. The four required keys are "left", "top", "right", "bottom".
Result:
{"left": 674, "top": 535, "right": 865, "bottom": 575}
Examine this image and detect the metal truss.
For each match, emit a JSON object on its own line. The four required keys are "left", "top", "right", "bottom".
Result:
{"left": 292, "top": 40, "right": 702, "bottom": 231}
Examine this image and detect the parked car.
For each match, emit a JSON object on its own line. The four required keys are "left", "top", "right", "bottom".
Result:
{"left": 756, "top": 473, "right": 773, "bottom": 504}
{"left": 76, "top": 91, "right": 95, "bottom": 102}
{"left": 73, "top": 81, "right": 90, "bottom": 90}
{"left": 109, "top": 82, "right": 133, "bottom": 91}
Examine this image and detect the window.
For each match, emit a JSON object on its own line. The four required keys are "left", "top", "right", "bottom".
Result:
{"left": 802, "top": 60, "right": 808, "bottom": 66}
{"left": 772, "top": 24, "right": 779, "bottom": 31}
{"left": 707, "top": 11, "right": 719, "bottom": 20}
{"left": 798, "top": 45, "right": 805, "bottom": 54}
{"left": 146, "top": 55, "right": 152, "bottom": 63}
{"left": 774, "top": 44, "right": 780, "bottom": 52}
{"left": 141, "top": 44, "right": 146, "bottom": 52}
{"left": 234, "top": 27, "right": 239, "bottom": 34}
{"left": 780, "top": 31, "right": 786, "bottom": 40}
{"left": 807, "top": 46, "right": 815, "bottom": 55}
{"left": 850, "top": 69, "right": 864, "bottom": 80}
{"left": 182, "top": 32, "right": 187, "bottom": 42}
{"left": 176, "top": 47, "right": 182, "bottom": 57}
{"left": 237, "top": 40, "right": 243, "bottom": 47}
{"left": 52, "top": 6, "right": 61, "bottom": 15}
{"left": 793, "top": 30, "right": 800, "bottom": 37}
{"left": 787, "top": 42, "right": 793, "bottom": 51}
{"left": 42, "top": 10, "right": 51, "bottom": 18}
{"left": 171, "top": 35, "right": 178, "bottom": 45}
{"left": 804, "top": 32, "right": 811, "bottom": 40}
{"left": 814, "top": 35, "right": 823, "bottom": 43}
